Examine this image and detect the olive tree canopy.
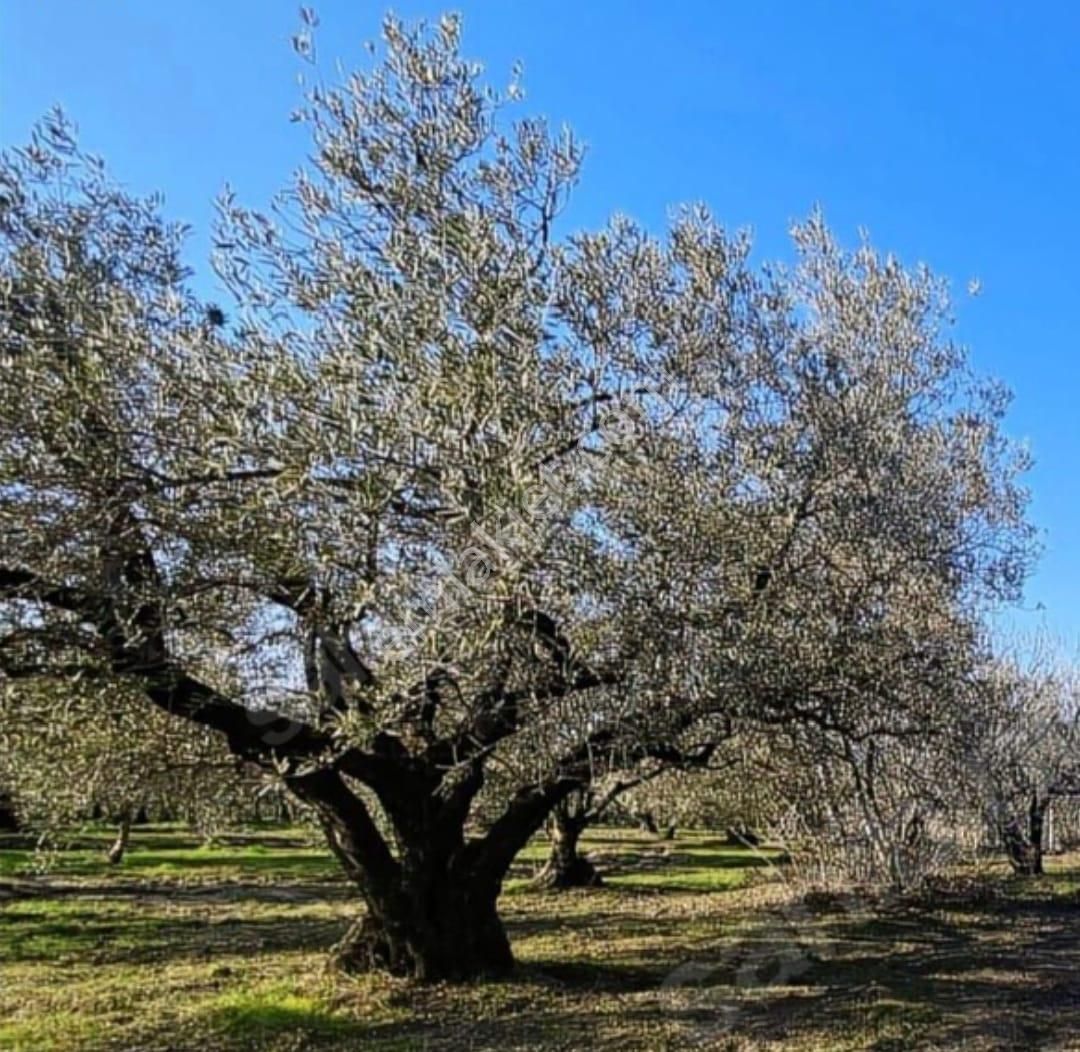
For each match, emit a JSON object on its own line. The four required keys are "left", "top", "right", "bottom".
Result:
{"left": 0, "top": 15, "right": 1033, "bottom": 979}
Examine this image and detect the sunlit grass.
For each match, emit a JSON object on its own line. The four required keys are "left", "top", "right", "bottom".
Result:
{"left": 206, "top": 984, "right": 365, "bottom": 1041}
{"left": 0, "top": 1013, "right": 105, "bottom": 1051}
{"left": 0, "top": 825, "right": 337, "bottom": 882}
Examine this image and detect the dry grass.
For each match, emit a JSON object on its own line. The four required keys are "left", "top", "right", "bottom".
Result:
{"left": 3, "top": 828, "right": 1080, "bottom": 1050}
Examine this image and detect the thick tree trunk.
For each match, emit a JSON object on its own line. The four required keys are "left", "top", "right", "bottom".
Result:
{"left": 106, "top": 813, "right": 133, "bottom": 865}
{"left": 330, "top": 881, "right": 512, "bottom": 980}
{"left": 287, "top": 765, "right": 540, "bottom": 982}
{"left": 535, "top": 809, "right": 601, "bottom": 888}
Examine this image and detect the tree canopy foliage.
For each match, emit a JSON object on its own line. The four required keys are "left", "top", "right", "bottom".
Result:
{"left": 0, "top": 14, "right": 1036, "bottom": 979}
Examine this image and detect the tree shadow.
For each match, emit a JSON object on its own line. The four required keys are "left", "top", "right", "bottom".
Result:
{"left": 0, "top": 898, "right": 344, "bottom": 966}
{"left": 715, "top": 891, "right": 1080, "bottom": 1051}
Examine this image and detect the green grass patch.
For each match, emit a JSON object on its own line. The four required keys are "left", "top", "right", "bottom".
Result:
{"left": 206, "top": 985, "right": 363, "bottom": 1042}
{"left": 0, "top": 1013, "right": 105, "bottom": 1051}
{"left": 605, "top": 841, "right": 783, "bottom": 891}
{"left": 0, "top": 826, "right": 337, "bottom": 882}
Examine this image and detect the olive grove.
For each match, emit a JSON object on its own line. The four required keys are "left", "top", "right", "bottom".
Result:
{"left": 0, "top": 14, "right": 1035, "bottom": 979}
{"left": 0, "top": 683, "right": 260, "bottom": 862}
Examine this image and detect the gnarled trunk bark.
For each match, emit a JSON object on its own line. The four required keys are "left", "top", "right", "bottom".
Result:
{"left": 535, "top": 806, "right": 601, "bottom": 888}
{"left": 286, "top": 763, "right": 567, "bottom": 981}
{"left": 331, "top": 880, "right": 512, "bottom": 980}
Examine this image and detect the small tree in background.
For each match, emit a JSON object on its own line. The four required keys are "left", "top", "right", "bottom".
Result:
{"left": 533, "top": 749, "right": 733, "bottom": 888}
{"left": 969, "top": 651, "right": 1080, "bottom": 876}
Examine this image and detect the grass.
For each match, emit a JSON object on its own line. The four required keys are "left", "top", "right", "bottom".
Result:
{"left": 0, "top": 825, "right": 338, "bottom": 882}
{"left": 3, "top": 825, "right": 1080, "bottom": 1050}
{"left": 207, "top": 984, "right": 367, "bottom": 1042}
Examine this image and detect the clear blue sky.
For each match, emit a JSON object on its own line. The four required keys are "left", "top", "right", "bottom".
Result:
{"left": 2, "top": 2, "right": 1077, "bottom": 639}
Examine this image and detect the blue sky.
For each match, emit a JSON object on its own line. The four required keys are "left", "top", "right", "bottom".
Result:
{"left": 2, "top": 2, "right": 1077, "bottom": 639}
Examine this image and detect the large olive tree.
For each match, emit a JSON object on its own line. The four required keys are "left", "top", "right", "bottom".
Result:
{"left": 0, "top": 15, "right": 1032, "bottom": 979}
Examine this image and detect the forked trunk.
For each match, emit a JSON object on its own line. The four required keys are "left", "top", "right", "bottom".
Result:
{"left": 290, "top": 766, "right": 543, "bottom": 982}
{"left": 286, "top": 746, "right": 586, "bottom": 980}
{"left": 535, "top": 808, "right": 601, "bottom": 888}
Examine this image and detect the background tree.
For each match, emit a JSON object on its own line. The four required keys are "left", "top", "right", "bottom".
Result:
{"left": 533, "top": 745, "right": 732, "bottom": 888}
{"left": 0, "top": 681, "right": 258, "bottom": 863}
{"left": 745, "top": 707, "right": 986, "bottom": 890}
{"left": 967, "top": 649, "right": 1080, "bottom": 876}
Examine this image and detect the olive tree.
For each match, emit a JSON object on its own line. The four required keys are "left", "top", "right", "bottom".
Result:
{"left": 0, "top": 681, "right": 258, "bottom": 862}
{"left": 0, "top": 15, "right": 1032, "bottom": 979}
{"left": 533, "top": 741, "right": 734, "bottom": 888}
{"left": 747, "top": 706, "right": 988, "bottom": 889}
{"left": 968, "top": 652, "right": 1080, "bottom": 875}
